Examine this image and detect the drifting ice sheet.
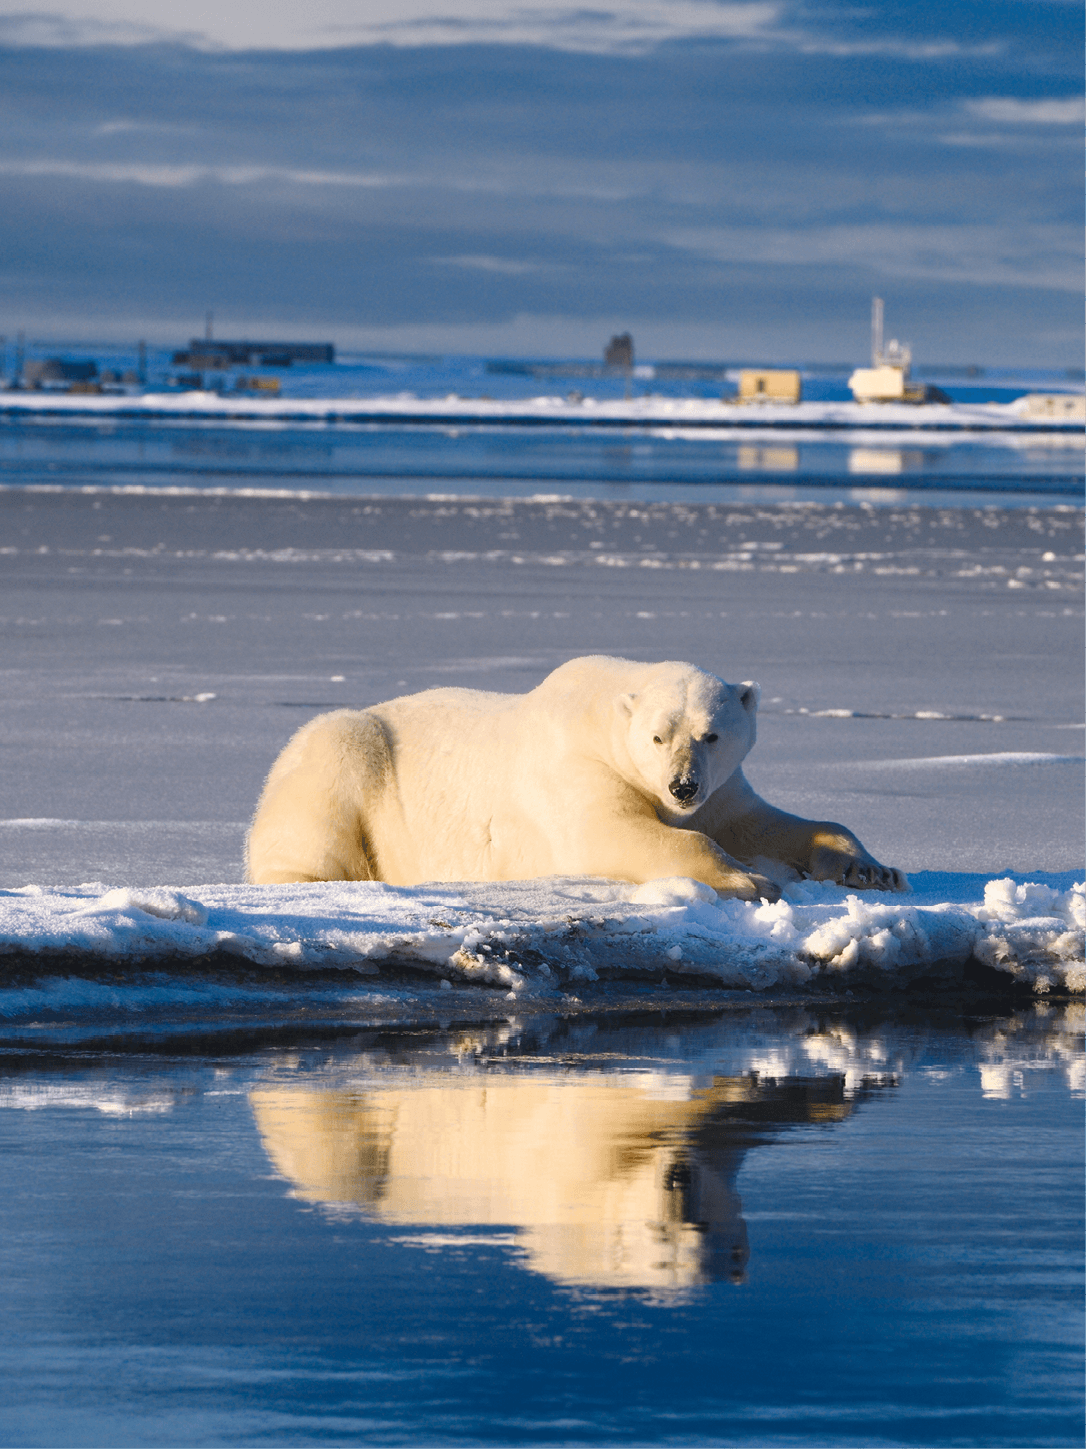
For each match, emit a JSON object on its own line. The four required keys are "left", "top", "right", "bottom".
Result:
{"left": 0, "top": 873, "right": 1081, "bottom": 1009}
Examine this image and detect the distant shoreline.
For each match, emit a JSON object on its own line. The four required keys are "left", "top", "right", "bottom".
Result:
{"left": 1, "top": 390, "right": 1082, "bottom": 435}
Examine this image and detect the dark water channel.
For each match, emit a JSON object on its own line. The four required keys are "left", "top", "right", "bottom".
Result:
{"left": 0, "top": 1004, "right": 1081, "bottom": 1446}
{"left": 0, "top": 415, "right": 1082, "bottom": 501}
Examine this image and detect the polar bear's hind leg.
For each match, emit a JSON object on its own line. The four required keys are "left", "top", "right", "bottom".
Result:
{"left": 245, "top": 710, "right": 389, "bottom": 884}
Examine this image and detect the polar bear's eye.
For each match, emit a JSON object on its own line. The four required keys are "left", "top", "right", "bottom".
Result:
{"left": 652, "top": 735, "right": 662, "bottom": 745}
{"left": 706, "top": 733, "right": 718, "bottom": 744}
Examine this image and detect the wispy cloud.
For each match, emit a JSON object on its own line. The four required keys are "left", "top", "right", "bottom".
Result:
{"left": 327, "top": 1, "right": 784, "bottom": 54}
{"left": 936, "top": 131, "right": 1076, "bottom": 150}
{"left": 0, "top": 153, "right": 671, "bottom": 204}
{"left": 0, "top": 0, "right": 783, "bottom": 53}
{"left": 794, "top": 38, "right": 1003, "bottom": 60}
{"left": 851, "top": 94, "right": 1084, "bottom": 144}
{"left": 964, "top": 96, "right": 1085, "bottom": 125}
{"left": 666, "top": 222, "right": 1081, "bottom": 291}
{"left": 431, "top": 254, "right": 558, "bottom": 274}
{"left": 0, "top": 159, "right": 404, "bottom": 187}
{"left": 0, "top": 11, "right": 204, "bottom": 47}
{"left": 93, "top": 119, "right": 201, "bottom": 137}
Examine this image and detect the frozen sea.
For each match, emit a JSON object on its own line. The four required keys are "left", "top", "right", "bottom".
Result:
{"left": 0, "top": 351, "right": 1083, "bottom": 1446}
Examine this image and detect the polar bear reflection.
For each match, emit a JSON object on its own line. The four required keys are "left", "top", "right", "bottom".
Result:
{"left": 250, "top": 1068, "right": 850, "bottom": 1292}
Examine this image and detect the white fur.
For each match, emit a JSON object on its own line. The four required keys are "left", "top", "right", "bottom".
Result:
{"left": 246, "top": 655, "right": 907, "bottom": 899}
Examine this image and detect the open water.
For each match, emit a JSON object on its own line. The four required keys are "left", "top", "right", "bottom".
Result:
{"left": 0, "top": 1007, "right": 1082, "bottom": 1447}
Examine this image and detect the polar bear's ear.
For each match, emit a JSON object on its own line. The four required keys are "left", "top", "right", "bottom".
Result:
{"left": 738, "top": 681, "right": 761, "bottom": 714}
{"left": 616, "top": 692, "right": 638, "bottom": 717}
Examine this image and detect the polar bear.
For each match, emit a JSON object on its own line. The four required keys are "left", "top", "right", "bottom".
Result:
{"left": 245, "top": 654, "right": 906, "bottom": 899}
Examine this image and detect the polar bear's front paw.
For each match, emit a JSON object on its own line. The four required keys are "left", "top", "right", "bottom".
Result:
{"left": 837, "top": 859, "right": 909, "bottom": 893}
{"left": 809, "top": 840, "right": 908, "bottom": 892}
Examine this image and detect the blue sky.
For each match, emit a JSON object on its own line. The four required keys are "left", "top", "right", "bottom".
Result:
{"left": 0, "top": 0, "right": 1081, "bottom": 363}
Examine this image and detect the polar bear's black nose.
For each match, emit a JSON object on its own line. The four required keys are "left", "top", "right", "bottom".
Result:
{"left": 669, "top": 776, "right": 698, "bottom": 803}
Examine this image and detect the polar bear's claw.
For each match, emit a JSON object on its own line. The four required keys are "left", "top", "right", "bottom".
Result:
{"left": 840, "top": 860, "right": 909, "bottom": 893}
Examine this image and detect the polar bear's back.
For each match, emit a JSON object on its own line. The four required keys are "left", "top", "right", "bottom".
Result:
{"left": 530, "top": 655, "right": 717, "bottom": 715}
{"left": 247, "top": 684, "right": 563, "bottom": 884}
{"left": 532, "top": 655, "right": 694, "bottom": 693}
{"left": 371, "top": 686, "right": 562, "bottom": 881}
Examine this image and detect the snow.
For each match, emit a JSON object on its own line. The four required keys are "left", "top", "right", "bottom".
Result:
{"left": 0, "top": 872, "right": 1081, "bottom": 1021}
{"left": 0, "top": 389, "right": 1081, "bottom": 436}
{"left": 852, "top": 751, "right": 1083, "bottom": 769}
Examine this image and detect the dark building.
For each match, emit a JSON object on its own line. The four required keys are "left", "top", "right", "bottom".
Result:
{"left": 171, "top": 340, "right": 335, "bottom": 368}
{"left": 604, "top": 333, "right": 634, "bottom": 368}
{"left": 23, "top": 358, "right": 98, "bottom": 385}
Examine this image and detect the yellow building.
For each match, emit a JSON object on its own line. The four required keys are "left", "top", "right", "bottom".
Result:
{"left": 1018, "top": 393, "right": 1086, "bottom": 420}
{"left": 735, "top": 369, "right": 802, "bottom": 404}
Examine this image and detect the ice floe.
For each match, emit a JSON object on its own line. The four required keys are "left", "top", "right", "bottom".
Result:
{"left": 0, "top": 872, "right": 1081, "bottom": 1013}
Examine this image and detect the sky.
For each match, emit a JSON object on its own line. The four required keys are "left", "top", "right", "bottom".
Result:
{"left": 0, "top": 0, "right": 1081, "bottom": 364}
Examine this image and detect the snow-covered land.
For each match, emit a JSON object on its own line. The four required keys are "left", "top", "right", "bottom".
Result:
{"left": 0, "top": 872, "right": 1082, "bottom": 1016}
{"left": 1, "top": 389, "right": 1082, "bottom": 435}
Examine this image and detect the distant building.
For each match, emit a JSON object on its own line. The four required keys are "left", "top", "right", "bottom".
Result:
{"left": 848, "top": 363, "right": 914, "bottom": 402}
{"left": 604, "top": 333, "right": 634, "bottom": 368}
{"left": 1018, "top": 393, "right": 1086, "bottom": 420}
{"left": 848, "top": 364, "right": 949, "bottom": 404}
{"left": 23, "top": 358, "right": 98, "bottom": 386}
{"left": 234, "top": 376, "right": 281, "bottom": 395}
{"left": 171, "top": 340, "right": 335, "bottom": 368}
{"left": 735, "top": 369, "right": 801, "bottom": 405}
{"left": 848, "top": 297, "right": 947, "bottom": 404}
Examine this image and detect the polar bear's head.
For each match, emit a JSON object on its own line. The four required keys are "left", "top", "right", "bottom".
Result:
{"left": 617, "top": 663, "right": 759, "bottom": 816}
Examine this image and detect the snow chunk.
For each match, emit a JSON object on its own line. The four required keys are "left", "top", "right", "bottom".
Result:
{"left": 977, "top": 877, "right": 1082, "bottom": 926}
{"left": 630, "top": 877, "right": 717, "bottom": 907}
{"left": 89, "top": 888, "right": 208, "bottom": 926}
{"left": 969, "top": 878, "right": 1085, "bottom": 993}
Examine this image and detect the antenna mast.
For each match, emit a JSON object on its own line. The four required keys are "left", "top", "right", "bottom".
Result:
{"left": 871, "top": 296, "right": 884, "bottom": 367}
